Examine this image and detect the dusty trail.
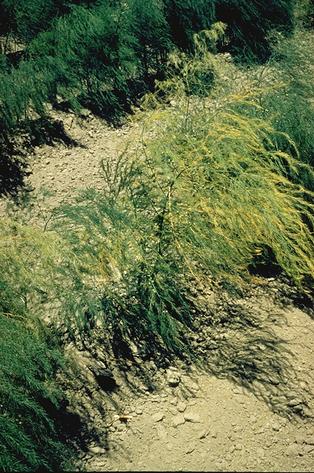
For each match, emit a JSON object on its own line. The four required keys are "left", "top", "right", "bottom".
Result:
{"left": 1, "top": 111, "right": 313, "bottom": 472}
{"left": 78, "top": 305, "right": 314, "bottom": 472}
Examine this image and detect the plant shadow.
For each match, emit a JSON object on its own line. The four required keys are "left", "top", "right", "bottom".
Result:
{"left": 0, "top": 117, "right": 82, "bottom": 198}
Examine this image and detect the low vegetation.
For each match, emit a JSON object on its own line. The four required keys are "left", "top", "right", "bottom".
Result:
{"left": 0, "top": 1, "right": 313, "bottom": 470}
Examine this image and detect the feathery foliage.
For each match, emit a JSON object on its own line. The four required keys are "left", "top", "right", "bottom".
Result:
{"left": 0, "top": 315, "right": 70, "bottom": 472}
{"left": 215, "top": 0, "right": 296, "bottom": 61}
{"left": 53, "top": 33, "right": 314, "bottom": 351}
{"left": 266, "top": 29, "right": 314, "bottom": 179}
{"left": 0, "top": 0, "right": 299, "bottom": 138}
{"left": 0, "top": 218, "right": 77, "bottom": 470}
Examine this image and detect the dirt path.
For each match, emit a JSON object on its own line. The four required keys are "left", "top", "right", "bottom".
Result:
{"left": 0, "top": 110, "right": 138, "bottom": 223}
{"left": 76, "top": 303, "right": 314, "bottom": 472}
{"left": 1, "top": 111, "right": 313, "bottom": 472}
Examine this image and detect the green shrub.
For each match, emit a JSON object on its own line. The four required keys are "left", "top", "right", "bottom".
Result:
{"left": 0, "top": 315, "right": 70, "bottom": 472}
{"left": 265, "top": 29, "right": 314, "bottom": 184}
{"left": 0, "top": 298, "right": 70, "bottom": 471}
{"left": 128, "top": 0, "right": 172, "bottom": 80}
{"left": 215, "top": 0, "right": 296, "bottom": 61}
{"left": 164, "top": 0, "right": 216, "bottom": 50}
{"left": 53, "top": 35, "right": 313, "bottom": 352}
{"left": 0, "top": 0, "right": 99, "bottom": 46}
{"left": 0, "top": 1, "right": 141, "bottom": 133}
{"left": 0, "top": 0, "right": 300, "bottom": 139}
{"left": 0, "top": 217, "right": 79, "bottom": 470}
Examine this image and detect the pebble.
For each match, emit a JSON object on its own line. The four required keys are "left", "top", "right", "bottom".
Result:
{"left": 172, "top": 414, "right": 186, "bottom": 427}
{"left": 151, "top": 396, "right": 161, "bottom": 403}
{"left": 177, "top": 402, "right": 187, "bottom": 413}
{"left": 303, "top": 445, "right": 314, "bottom": 454}
{"left": 156, "top": 425, "right": 167, "bottom": 440}
{"left": 288, "top": 398, "right": 303, "bottom": 407}
{"left": 272, "top": 422, "right": 281, "bottom": 432}
{"left": 256, "top": 447, "right": 266, "bottom": 458}
{"left": 152, "top": 412, "right": 164, "bottom": 422}
{"left": 189, "top": 382, "right": 200, "bottom": 391}
{"left": 286, "top": 444, "right": 302, "bottom": 456}
{"left": 235, "top": 444, "right": 243, "bottom": 451}
{"left": 185, "top": 446, "right": 195, "bottom": 454}
{"left": 198, "top": 429, "right": 209, "bottom": 439}
{"left": 167, "top": 370, "right": 181, "bottom": 387}
{"left": 184, "top": 412, "right": 201, "bottom": 423}
{"left": 88, "top": 446, "right": 106, "bottom": 455}
{"left": 136, "top": 407, "right": 143, "bottom": 415}
{"left": 295, "top": 433, "right": 307, "bottom": 444}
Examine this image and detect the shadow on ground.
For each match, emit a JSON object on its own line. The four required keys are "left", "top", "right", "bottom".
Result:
{"left": 63, "top": 277, "right": 313, "bottom": 451}
{"left": 0, "top": 117, "right": 81, "bottom": 197}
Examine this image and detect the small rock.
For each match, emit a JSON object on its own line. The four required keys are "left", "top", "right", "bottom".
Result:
{"left": 286, "top": 444, "right": 302, "bottom": 456}
{"left": 302, "top": 406, "right": 312, "bottom": 417}
{"left": 235, "top": 444, "right": 243, "bottom": 451}
{"left": 184, "top": 412, "right": 201, "bottom": 423}
{"left": 295, "top": 433, "right": 307, "bottom": 444}
{"left": 305, "top": 438, "right": 314, "bottom": 446}
{"left": 156, "top": 425, "right": 167, "bottom": 440}
{"left": 185, "top": 446, "right": 195, "bottom": 454}
{"left": 303, "top": 445, "right": 314, "bottom": 454}
{"left": 177, "top": 402, "right": 187, "bottom": 413}
{"left": 152, "top": 412, "right": 164, "bottom": 422}
{"left": 88, "top": 446, "right": 106, "bottom": 455}
{"left": 272, "top": 422, "right": 281, "bottom": 432}
{"left": 188, "top": 382, "right": 200, "bottom": 391}
{"left": 135, "top": 407, "right": 143, "bottom": 415}
{"left": 167, "top": 370, "right": 181, "bottom": 387}
{"left": 79, "top": 108, "right": 91, "bottom": 118}
{"left": 288, "top": 398, "right": 303, "bottom": 407}
{"left": 198, "top": 429, "right": 209, "bottom": 439}
{"left": 172, "top": 414, "right": 186, "bottom": 428}
{"left": 256, "top": 447, "right": 266, "bottom": 458}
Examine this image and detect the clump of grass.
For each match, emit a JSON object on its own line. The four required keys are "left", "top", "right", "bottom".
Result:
{"left": 53, "top": 30, "right": 313, "bottom": 354}
{"left": 266, "top": 29, "right": 314, "bottom": 183}
{"left": 0, "top": 313, "right": 72, "bottom": 471}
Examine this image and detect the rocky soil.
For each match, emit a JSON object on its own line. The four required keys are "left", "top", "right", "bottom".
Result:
{"left": 1, "top": 110, "right": 313, "bottom": 472}
{"left": 68, "top": 286, "right": 314, "bottom": 472}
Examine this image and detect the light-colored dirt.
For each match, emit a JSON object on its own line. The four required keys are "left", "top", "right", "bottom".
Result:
{"left": 77, "top": 303, "right": 314, "bottom": 473}
{"left": 1, "top": 111, "right": 313, "bottom": 472}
